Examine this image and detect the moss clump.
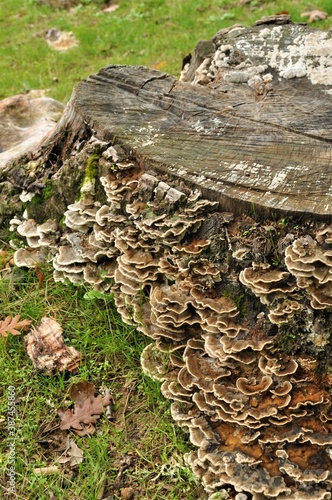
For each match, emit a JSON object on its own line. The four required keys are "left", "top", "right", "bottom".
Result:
{"left": 28, "top": 193, "right": 43, "bottom": 207}
{"left": 80, "top": 150, "right": 109, "bottom": 205}
{"left": 82, "top": 152, "right": 101, "bottom": 187}
{"left": 42, "top": 179, "right": 55, "bottom": 200}
{"left": 235, "top": 292, "right": 246, "bottom": 316}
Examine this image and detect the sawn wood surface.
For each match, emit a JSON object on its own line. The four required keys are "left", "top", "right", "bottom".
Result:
{"left": 60, "top": 21, "right": 332, "bottom": 218}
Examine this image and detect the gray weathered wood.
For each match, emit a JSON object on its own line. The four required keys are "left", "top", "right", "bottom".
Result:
{"left": 66, "top": 21, "right": 332, "bottom": 218}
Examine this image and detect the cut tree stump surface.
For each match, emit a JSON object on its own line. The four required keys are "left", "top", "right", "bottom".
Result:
{"left": 69, "top": 21, "right": 332, "bottom": 218}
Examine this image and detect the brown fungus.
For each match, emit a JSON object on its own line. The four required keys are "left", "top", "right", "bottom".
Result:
{"left": 236, "top": 375, "right": 273, "bottom": 395}
{"left": 14, "top": 247, "right": 50, "bottom": 267}
{"left": 64, "top": 198, "right": 99, "bottom": 232}
{"left": 268, "top": 299, "right": 302, "bottom": 324}
{"left": 285, "top": 234, "right": 332, "bottom": 310}
{"left": 239, "top": 264, "right": 297, "bottom": 305}
{"left": 17, "top": 219, "right": 41, "bottom": 248}
{"left": 36, "top": 220, "right": 61, "bottom": 248}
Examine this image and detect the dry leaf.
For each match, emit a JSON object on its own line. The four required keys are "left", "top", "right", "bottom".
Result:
{"left": 152, "top": 60, "right": 167, "bottom": 70}
{"left": 45, "top": 28, "right": 79, "bottom": 51}
{"left": 0, "top": 250, "right": 13, "bottom": 270}
{"left": 58, "top": 438, "right": 83, "bottom": 467}
{"left": 25, "top": 316, "right": 82, "bottom": 372}
{"left": 57, "top": 381, "right": 111, "bottom": 436}
{"left": 34, "top": 266, "right": 44, "bottom": 285}
{"left": 0, "top": 314, "right": 32, "bottom": 337}
{"left": 103, "top": 4, "right": 119, "bottom": 13}
{"left": 301, "top": 9, "right": 329, "bottom": 23}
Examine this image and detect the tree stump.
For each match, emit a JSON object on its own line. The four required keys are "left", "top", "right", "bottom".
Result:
{"left": 7, "top": 17, "right": 332, "bottom": 499}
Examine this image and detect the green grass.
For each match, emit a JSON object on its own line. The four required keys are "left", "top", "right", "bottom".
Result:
{"left": 0, "top": 266, "right": 203, "bottom": 499}
{"left": 1, "top": 0, "right": 332, "bottom": 498}
{"left": 0, "top": 0, "right": 331, "bottom": 103}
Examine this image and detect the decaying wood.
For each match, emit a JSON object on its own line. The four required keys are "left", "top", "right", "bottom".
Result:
{"left": 0, "top": 91, "right": 64, "bottom": 170}
{"left": 76, "top": 66, "right": 332, "bottom": 218}
{"left": 11, "top": 17, "right": 331, "bottom": 221}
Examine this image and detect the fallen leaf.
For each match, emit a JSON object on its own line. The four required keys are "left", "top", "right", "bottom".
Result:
{"left": 25, "top": 316, "right": 82, "bottom": 372}
{"left": 57, "top": 381, "right": 111, "bottom": 436}
{"left": 58, "top": 438, "right": 83, "bottom": 467}
{"left": 120, "top": 487, "right": 135, "bottom": 500}
{"left": 34, "top": 266, "right": 44, "bottom": 285}
{"left": 301, "top": 9, "right": 329, "bottom": 23}
{"left": 103, "top": 4, "right": 119, "bottom": 13}
{"left": 66, "top": 438, "right": 84, "bottom": 466}
{"left": 45, "top": 28, "right": 79, "bottom": 51}
{"left": 0, "top": 250, "right": 13, "bottom": 270}
{"left": 152, "top": 60, "right": 167, "bottom": 70}
{"left": 0, "top": 315, "right": 32, "bottom": 337}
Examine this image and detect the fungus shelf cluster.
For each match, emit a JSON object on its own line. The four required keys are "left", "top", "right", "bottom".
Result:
{"left": 12, "top": 140, "right": 332, "bottom": 499}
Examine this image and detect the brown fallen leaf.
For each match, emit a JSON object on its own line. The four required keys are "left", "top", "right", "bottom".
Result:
{"left": 25, "top": 316, "right": 82, "bottom": 372}
{"left": 0, "top": 315, "right": 32, "bottom": 337}
{"left": 45, "top": 28, "right": 79, "bottom": 51}
{"left": 58, "top": 438, "right": 83, "bottom": 467}
{"left": 34, "top": 266, "right": 44, "bottom": 285}
{"left": 103, "top": 4, "right": 119, "bottom": 13}
{"left": 0, "top": 250, "right": 13, "bottom": 270}
{"left": 57, "top": 381, "right": 111, "bottom": 436}
{"left": 301, "top": 9, "right": 329, "bottom": 23}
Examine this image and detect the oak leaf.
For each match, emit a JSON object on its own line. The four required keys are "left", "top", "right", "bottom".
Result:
{"left": 301, "top": 10, "right": 329, "bottom": 23}
{"left": 57, "top": 381, "right": 111, "bottom": 436}
{"left": 0, "top": 315, "right": 32, "bottom": 337}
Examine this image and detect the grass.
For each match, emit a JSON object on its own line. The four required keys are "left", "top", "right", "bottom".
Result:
{"left": 0, "top": 0, "right": 331, "bottom": 103}
{"left": 0, "top": 265, "right": 203, "bottom": 499}
{"left": 1, "top": 0, "right": 332, "bottom": 498}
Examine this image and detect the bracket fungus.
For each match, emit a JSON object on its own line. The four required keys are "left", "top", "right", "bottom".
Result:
{"left": 285, "top": 234, "right": 332, "bottom": 310}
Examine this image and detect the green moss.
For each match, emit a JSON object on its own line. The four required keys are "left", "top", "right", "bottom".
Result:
{"left": 42, "top": 179, "right": 55, "bottom": 200}
{"left": 58, "top": 215, "right": 66, "bottom": 227}
{"left": 275, "top": 329, "right": 299, "bottom": 355}
{"left": 27, "top": 194, "right": 43, "bottom": 207}
{"left": 143, "top": 205, "right": 156, "bottom": 218}
{"left": 82, "top": 151, "right": 101, "bottom": 186}
{"left": 79, "top": 149, "right": 109, "bottom": 205}
{"left": 235, "top": 293, "right": 246, "bottom": 315}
